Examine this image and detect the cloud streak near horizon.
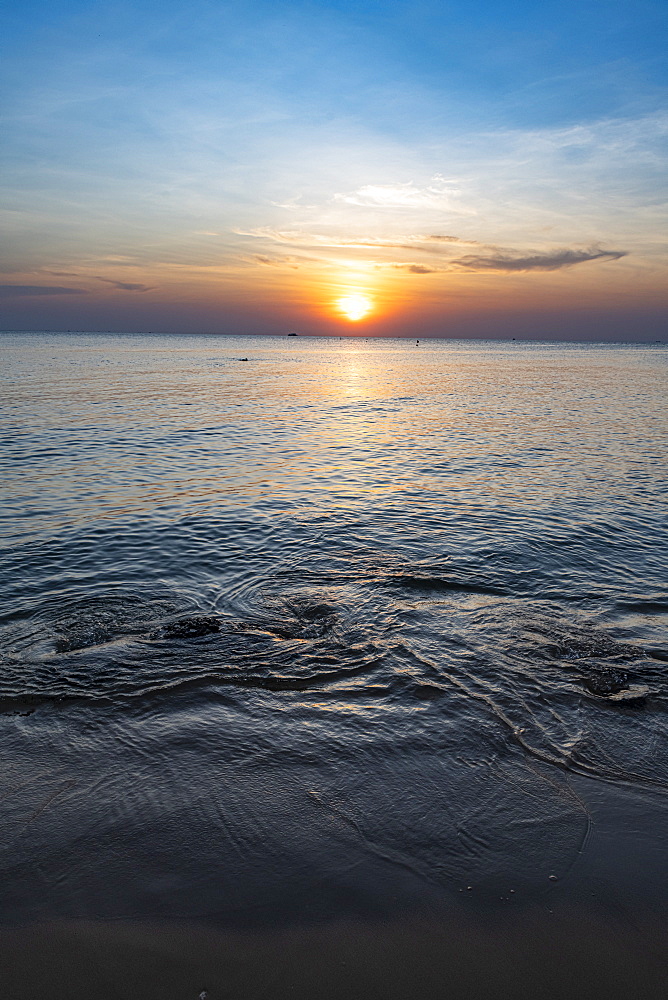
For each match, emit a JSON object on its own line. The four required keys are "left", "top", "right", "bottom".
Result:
{"left": 0, "top": 285, "right": 88, "bottom": 297}
{"left": 96, "top": 278, "right": 154, "bottom": 292}
{"left": 239, "top": 229, "right": 628, "bottom": 274}
{"left": 453, "top": 247, "right": 628, "bottom": 272}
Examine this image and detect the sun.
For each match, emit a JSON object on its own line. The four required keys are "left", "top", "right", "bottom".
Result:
{"left": 336, "top": 293, "right": 373, "bottom": 322}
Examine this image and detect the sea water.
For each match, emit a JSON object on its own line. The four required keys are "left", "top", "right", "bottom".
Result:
{"left": 1, "top": 333, "right": 667, "bottom": 998}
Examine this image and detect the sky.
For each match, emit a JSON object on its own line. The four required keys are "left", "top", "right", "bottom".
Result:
{"left": 2, "top": 0, "right": 667, "bottom": 338}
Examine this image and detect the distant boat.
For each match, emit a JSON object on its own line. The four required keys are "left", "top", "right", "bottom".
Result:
{"left": 287, "top": 332, "right": 298, "bottom": 337}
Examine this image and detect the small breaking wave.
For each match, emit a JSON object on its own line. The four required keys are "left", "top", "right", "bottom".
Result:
{"left": 0, "top": 549, "right": 666, "bottom": 791}
{"left": 0, "top": 587, "right": 386, "bottom": 709}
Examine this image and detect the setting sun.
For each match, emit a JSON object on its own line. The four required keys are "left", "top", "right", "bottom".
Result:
{"left": 336, "top": 293, "right": 373, "bottom": 322}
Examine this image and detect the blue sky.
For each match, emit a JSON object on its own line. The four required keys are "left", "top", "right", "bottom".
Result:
{"left": 2, "top": 0, "right": 667, "bottom": 336}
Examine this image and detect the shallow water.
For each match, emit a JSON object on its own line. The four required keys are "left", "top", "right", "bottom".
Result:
{"left": 1, "top": 333, "right": 667, "bottom": 996}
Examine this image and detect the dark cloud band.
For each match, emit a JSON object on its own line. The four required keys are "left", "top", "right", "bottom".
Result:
{"left": 96, "top": 278, "right": 153, "bottom": 292}
{"left": 454, "top": 247, "right": 627, "bottom": 272}
{"left": 0, "top": 285, "right": 88, "bottom": 297}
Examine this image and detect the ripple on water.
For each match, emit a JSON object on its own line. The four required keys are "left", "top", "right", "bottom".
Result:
{"left": 0, "top": 549, "right": 666, "bottom": 793}
{"left": 0, "top": 338, "right": 666, "bottom": 799}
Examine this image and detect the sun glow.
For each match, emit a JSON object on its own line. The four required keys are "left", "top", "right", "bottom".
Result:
{"left": 336, "top": 293, "right": 373, "bottom": 321}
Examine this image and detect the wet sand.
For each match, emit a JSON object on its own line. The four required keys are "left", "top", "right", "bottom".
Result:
{"left": 2, "top": 907, "right": 667, "bottom": 1000}
{"left": 2, "top": 698, "right": 668, "bottom": 1000}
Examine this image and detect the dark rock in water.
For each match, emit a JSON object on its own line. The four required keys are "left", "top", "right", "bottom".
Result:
{"left": 583, "top": 668, "right": 629, "bottom": 697}
{"left": 54, "top": 627, "right": 114, "bottom": 652}
{"left": 155, "top": 615, "right": 221, "bottom": 639}
{"left": 299, "top": 603, "right": 337, "bottom": 622}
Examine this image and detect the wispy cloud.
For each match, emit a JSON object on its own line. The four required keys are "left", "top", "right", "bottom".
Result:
{"left": 421, "top": 234, "right": 470, "bottom": 244}
{"left": 238, "top": 225, "right": 627, "bottom": 276}
{"left": 235, "top": 228, "right": 473, "bottom": 251}
{"left": 251, "top": 254, "right": 300, "bottom": 269}
{"left": 391, "top": 263, "right": 438, "bottom": 273}
{"left": 333, "top": 175, "right": 474, "bottom": 214}
{"left": 0, "top": 284, "right": 88, "bottom": 297}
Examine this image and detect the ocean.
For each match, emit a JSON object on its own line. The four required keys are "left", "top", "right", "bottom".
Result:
{"left": 1, "top": 332, "right": 667, "bottom": 999}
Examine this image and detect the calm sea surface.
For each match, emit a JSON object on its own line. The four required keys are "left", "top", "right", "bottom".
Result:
{"left": 1, "top": 332, "right": 667, "bottom": 997}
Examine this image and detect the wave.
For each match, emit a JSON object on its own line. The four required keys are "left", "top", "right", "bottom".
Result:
{"left": 1, "top": 560, "right": 666, "bottom": 792}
